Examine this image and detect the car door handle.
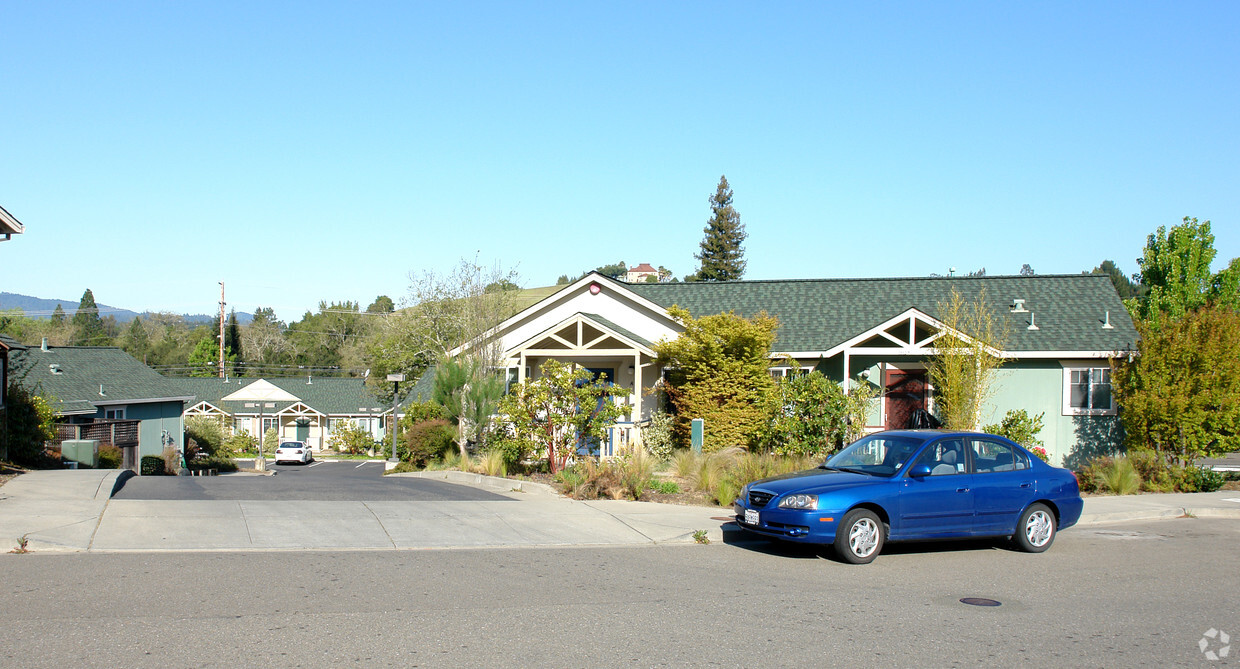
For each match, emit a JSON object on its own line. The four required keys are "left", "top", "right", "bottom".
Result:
{"left": 956, "top": 487, "right": 970, "bottom": 493}
{"left": 1020, "top": 482, "right": 1032, "bottom": 488}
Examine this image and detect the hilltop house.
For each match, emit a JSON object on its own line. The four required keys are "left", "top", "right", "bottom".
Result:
{"left": 455, "top": 272, "right": 1137, "bottom": 467}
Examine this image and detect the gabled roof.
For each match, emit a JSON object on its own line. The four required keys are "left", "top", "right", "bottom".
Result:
{"left": 626, "top": 274, "right": 1137, "bottom": 355}
{"left": 0, "top": 204, "right": 24, "bottom": 238}
{"left": 8, "top": 346, "right": 194, "bottom": 415}
{"left": 169, "top": 376, "right": 387, "bottom": 416}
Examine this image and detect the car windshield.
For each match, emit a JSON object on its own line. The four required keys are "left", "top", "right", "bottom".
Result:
{"left": 824, "top": 435, "right": 925, "bottom": 477}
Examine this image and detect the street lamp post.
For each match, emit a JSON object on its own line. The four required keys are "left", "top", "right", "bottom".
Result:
{"left": 245, "top": 401, "right": 276, "bottom": 471}
{"left": 387, "top": 374, "right": 405, "bottom": 463}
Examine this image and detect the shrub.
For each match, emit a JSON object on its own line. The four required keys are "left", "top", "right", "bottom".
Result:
{"left": 712, "top": 476, "right": 741, "bottom": 506}
{"left": 162, "top": 446, "right": 181, "bottom": 474}
{"left": 1075, "top": 458, "right": 1108, "bottom": 493}
{"left": 616, "top": 448, "right": 656, "bottom": 500}
{"left": 648, "top": 479, "right": 681, "bottom": 495}
{"left": 97, "top": 444, "right": 122, "bottom": 469}
{"left": 263, "top": 427, "right": 280, "bottom": 455}
{"left": 2, "top": 385, "right": 58, "bottom": 466}
{"left": 476, "top": 449, "right": 507, "bottom": 478}
{"left": 641, "top": 412, "right": 675, "bottom": 462}
{"left": 141, "top": 455, "right": 166, "bottom": 476}
{"left": 1181, "top": 466, "right": 1227, "bottom": 493}
{"left": 403, "top": 419, "right": 456, "bottom": 467}
{"left": 982, "top": 409, "right": 1045, "bottom": 450}
{"left": 328, "top": 421, "right": 378, "bottom": 455}
{"left": 187, "top": 454, "right": 238, "bottom": 473}
{"left": 222, "top": 430, "right": 255, "bottom": 457}
{"left": 482, "top": 425, "right": 534, "bottom": 474}
{"left": 1128, "top": 450, "right": 1179, "bottom": 493}
{"left": 184, "top": 416, "right": 225, "bottom": 457}
{"left": 384, "top": 461, "right": 419, "bottom": 475}
{"left": 1099, "top": 457, "right": 1141, "bottom": 495}
{"left": 672, "top": 449, "right": 700, "bottom": 479}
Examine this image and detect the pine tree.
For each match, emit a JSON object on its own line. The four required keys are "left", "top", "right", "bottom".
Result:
{"left": 226, "top": 310, "right": 243, "bottom": 369}
{"left": 71, "top": 289, "right": 107, "bottom": 345}
{"left": 122, "top": 316, "right": 150, "bottom": 362}
{"left": 693, "top": 175, "right": 747, "bottom": 282}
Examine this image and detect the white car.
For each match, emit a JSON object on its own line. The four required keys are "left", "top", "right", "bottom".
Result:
{"left": 274, "top": 441, "right": 313, "bottom": 465}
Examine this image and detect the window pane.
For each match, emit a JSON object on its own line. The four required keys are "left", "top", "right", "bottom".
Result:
{"left": 1069, "top": 380, "right": 1088, "bottom": 408}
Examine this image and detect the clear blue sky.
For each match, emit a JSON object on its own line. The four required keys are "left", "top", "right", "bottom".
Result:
{"left": 3, "top": 2, "right": 1237, "bottom": 322}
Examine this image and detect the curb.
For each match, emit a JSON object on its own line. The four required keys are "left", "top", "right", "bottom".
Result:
{"left": 391, "top": 470, "right": 560, "bottom": 497}
{"left": 1076, "top": 507, "right": 1240, "bottom": 526}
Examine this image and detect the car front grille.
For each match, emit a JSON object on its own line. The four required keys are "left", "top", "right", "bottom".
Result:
{"left": 748, "top": 490, "right": 775, "bottom": 508}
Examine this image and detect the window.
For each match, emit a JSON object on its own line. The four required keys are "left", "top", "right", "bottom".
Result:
{"left": 911, "top": 439, "right": 966, "bottom": 476}
{"left": 1063, "top": 367, "right": 1114, "bottom": 415}
{"left": 971, "top": 439, "right": 1030, "bottom": 473}
{"left": 105, "top": 408, "right": 125, "bottom": 419}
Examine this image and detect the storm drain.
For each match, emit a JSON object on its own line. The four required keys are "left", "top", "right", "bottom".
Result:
{"left": 959, "top": 597, "right": 1002, "bottom": 607}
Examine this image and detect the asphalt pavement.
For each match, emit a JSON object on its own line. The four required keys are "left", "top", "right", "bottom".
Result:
{"left": 0, "top": 465, "right": 1238, "bottom": 554}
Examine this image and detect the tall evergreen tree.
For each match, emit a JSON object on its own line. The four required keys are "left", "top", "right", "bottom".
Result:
{"left": 50, "top": 304, "right": 66, "bottom": 325}
{"left": 693, "top": 175, "right": 747, "bottom": 282}
{"left": 1089, "top": 260, "right": 1144, "bottom": 300}
{"left": 71, "top": 289, "right": 107, "bottom": 345}
{"left": 122, "top": 316, "right": 150, "bottom": 363}
{"left": 225, "top": 309, "right": 243, "bottom": 368}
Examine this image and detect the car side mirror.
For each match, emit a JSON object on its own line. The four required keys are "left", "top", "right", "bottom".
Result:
{"left": 909, "top": 464, "right": 932, "bottom": 478}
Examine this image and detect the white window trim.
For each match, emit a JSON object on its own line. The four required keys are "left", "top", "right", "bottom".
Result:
{"left": 1062, "top": 367, "right": 1116, "bottom": 416}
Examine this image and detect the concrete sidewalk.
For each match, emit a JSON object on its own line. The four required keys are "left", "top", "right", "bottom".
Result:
{"left": 0, "top": 469, "right": 1237, "bottom": 553}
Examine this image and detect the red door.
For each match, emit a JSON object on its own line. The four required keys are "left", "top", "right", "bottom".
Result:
{"left": 885, "top": 369, "right": 927, "bottom": 430}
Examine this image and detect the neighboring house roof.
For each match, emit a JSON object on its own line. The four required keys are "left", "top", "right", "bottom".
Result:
{"left": 0, "top": 204, "right": 24, "bottom": 240}
{"left": 170, "top": 376, "right": 388, "bottom": 416}
{"left": 8, "top": 345, "right": 194, "bottom": 416}
{"left": 626, "top": 274, "right": 1138, "bottom": 355}
{"left": 628, "top": 263, "right": 656, "bottom": 273}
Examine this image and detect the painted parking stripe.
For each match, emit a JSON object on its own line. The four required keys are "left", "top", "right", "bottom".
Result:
{"left": 308, "top": 461, "right": 323, "bottom": 468}
{"left": 355, "top": 462, "right": 370, "bottom": 468}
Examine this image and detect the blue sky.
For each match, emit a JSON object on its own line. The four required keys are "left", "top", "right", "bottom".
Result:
{"left": 2, "top": 2, "right": 1237, "bottom": 322}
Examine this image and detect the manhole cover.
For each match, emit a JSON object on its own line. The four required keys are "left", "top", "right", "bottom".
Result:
{"left": 960, "top": 597, "right": 1002, "bottom": 607}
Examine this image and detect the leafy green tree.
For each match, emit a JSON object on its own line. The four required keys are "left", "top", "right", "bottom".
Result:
{"left": 186, "top": 334, "right": 236, "bottom": 377}
{"left": 1132, "top": 217, "right": 1219, "bottom": 326}
{"left": 762, "top": 370, "right": 875, "bottom": 457}
{"left": 654, "top": 306, "right": 778, "bottom": 452}
{"left": 497, "top": 359, "right": 626, "bottom": 474}
{"left": 367, "top": 295, "right": 395, "bottom": 313}
{"left": 1112, "top": 304, "right": 1240, "bottom": 466}
{"left": 241, "top": 307, "right": 292, "bottom": 372}
{"left": 981, "top": 409, "right": 1045, "bottom": 449}
{"left": 926, "top": 287, "right": 1008, "bottom": 430}
{"left": 693, "top": 175, "right": 747, "bottom": 282}
{"left": 71, "top": 289, "right": 108, "bottom": 346}
{"left": 1089, "top": 260, "right": 1144, "bottom": 300}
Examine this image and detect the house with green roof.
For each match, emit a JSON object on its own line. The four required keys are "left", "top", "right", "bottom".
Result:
{"left": 7, "top": 341, "right": 193, "bottom": 461}
{"left": 463, "top": 271, "right": 1137, "bottom": 466}
{"left": 174, "top": 376, "right": 391, "bottom": 450}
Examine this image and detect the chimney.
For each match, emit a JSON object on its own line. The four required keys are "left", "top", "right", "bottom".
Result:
{"left": 41, "top": 337, "right": 49, "bottom": 351}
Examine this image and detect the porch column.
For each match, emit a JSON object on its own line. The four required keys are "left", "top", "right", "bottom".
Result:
{"left": 632, "top": 352, "right": 642, "bottom": 421}
{"left": 843, "top": 350, "right": 851, "bottom": 395}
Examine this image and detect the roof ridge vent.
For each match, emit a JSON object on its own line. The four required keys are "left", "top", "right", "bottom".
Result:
{"left": 1011, "top": 299, "right": 1028, "bottom": 313}
{"left": 1102, "top": 311, "right": 1114, "bottom": 329}
{"left": 1027, "top": 312, "right": 1040, "bottom": 331}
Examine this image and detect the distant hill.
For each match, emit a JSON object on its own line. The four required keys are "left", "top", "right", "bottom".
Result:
{"left": 0, "top": 292, "right": 251, "bottom": 324}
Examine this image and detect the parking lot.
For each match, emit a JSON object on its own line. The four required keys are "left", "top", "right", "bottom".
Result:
{"left": 111, "top": 460, "right": 514, "bottom": 502}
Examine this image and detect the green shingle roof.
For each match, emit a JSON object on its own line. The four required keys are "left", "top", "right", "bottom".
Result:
{"left": 8, "top": 346, "right": 193, "bottom": 415}
{"left": 626, "top": 274, "right": 1138, "bottom": 353}
{"left": 170, "top": 376, "right": 387, "bottom": 416}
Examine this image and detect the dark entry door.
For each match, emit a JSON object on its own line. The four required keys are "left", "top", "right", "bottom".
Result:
{"left": 885, "top": 369, "right": 927, "bottom": 430}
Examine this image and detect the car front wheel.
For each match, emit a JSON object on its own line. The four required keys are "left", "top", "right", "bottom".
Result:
{"left": 1013, "top": 503, "right": 1056, "bottom": 553}
{"left": 833, "top": 508, "right": 884, "bottom": 564}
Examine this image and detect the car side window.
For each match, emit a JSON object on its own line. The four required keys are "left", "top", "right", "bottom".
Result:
{"left": 971, "top": 439, "right": 1029, "bottom": 473}
{"left": 912, "top": 439, "right": 966, "bottom": 476}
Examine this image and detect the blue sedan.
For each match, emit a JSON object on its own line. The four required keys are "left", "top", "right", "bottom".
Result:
{"left": 733, "top": 430, "right": 1083, "bottom": 564}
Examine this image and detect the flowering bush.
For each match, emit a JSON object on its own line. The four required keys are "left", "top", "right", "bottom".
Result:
{"left": 1028, "top": 446, "right": 1050, "bottom": 462}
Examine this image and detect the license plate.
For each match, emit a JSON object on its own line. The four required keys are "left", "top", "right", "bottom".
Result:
{"left": 744, "top": 509, "right": 759, "bottom": 526}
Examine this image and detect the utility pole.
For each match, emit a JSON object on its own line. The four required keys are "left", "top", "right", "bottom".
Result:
{"left": 218, "top": 282, "right": 226, "bottom": 378}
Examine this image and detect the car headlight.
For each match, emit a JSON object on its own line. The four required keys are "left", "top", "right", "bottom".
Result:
{"left": 778, "top": 493, "right": 818, "bottom": 510}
